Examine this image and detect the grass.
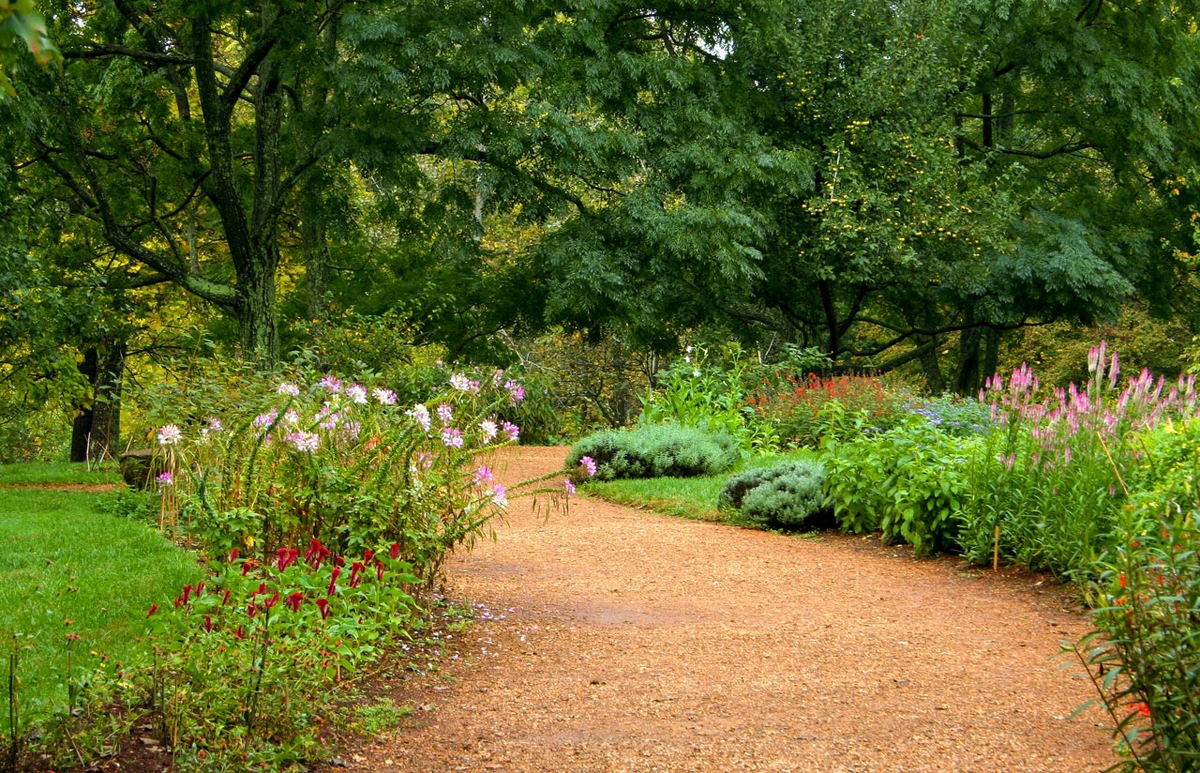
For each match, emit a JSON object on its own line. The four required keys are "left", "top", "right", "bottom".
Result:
{"left": 0, "top": 485, "right": 202, "bottom": 739}
{"left": 582, "top": 447, "right": 819, "bottom": 521}
{"left": 0, "top": 461, "right": 123, "bottom": 486}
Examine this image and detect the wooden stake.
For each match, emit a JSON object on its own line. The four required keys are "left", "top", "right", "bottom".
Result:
{"left": 993, "top": 525, "right": 1001, "bottom": 572}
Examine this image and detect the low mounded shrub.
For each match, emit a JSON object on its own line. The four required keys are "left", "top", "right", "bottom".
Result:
{"left": 566, "top": 424, "right": 740, "bottom": 481}
{"left": 719, "top": 460, "right": 828, "bottom": 530}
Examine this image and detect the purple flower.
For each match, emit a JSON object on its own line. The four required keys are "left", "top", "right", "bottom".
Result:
{"left": 564, "top": 478, "right": 576, "bottom": 495}
{"left": 491, "top": 484, "right": 508, "bottom": 507}
{"left": 253, "top": 410, "right": 278, "bottom": 428}
{"left": 475, "top": 466, "right": 494, "bottom": 484}
{"left": 450, "top": 373, "right": 472, "bottom": 392}
{"left": 157, "top": 424, "right": 183, "bottom": 446}
{"left": 287, "top": 432, "right": 320, "bottom": 452}
{"left": 319, "top": 375, "right": 342, "bottom": 393}
{"left": 501, "top": 421, "right": 520, "bottom": 442}
{"left": 505, "top": 379, "right": 525, "bottom": 404}
{"left": 341, "top": 421, "right": 362, "bottom": 440}
{"left": 277, "top": 382, "right": 300, "bottom": 396}
{"left": 437, "top": 404, "right": 454, "bottom": 425}
{"left": 580, "top": 456, "right": 598, "bottom": 477}
{"left": 156, "top": 471, "right": 174, "bottom": 487}
{"left": 442, "top": 427, "right": 464, "bottom": 448}
{"left": 373, "top": 388, "right": 397, "bottom": 405}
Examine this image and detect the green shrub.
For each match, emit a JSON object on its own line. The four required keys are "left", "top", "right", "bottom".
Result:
{"left": 821, "top": 417, "right": 975, "bottom": 555}
{"left": 566, "top": 424, "right": 740, "bottom": 481}
{"left": 719, "top": 460, "right": 828, "bottom": 530}
{"left": 639, "top": 344, "right": 778, "bottom": 453}
{"left": 1071, "top": 502, "right": 1200, "bottom": 771}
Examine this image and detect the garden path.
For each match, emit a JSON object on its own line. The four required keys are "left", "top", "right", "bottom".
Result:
{"left": 340, "top": 446, "right": 1117, "bottom": 772}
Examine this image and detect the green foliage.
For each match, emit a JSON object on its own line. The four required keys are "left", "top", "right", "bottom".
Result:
{"left": 0, "top": 487, "right": 201, "bottom": 765}
{"left": 140, "top": 543, "right": 421, "bottom": 767}
{"left": 566, "top": 424, "right": 740, "bottom": 482}
{"left": 0, "top": 0, "right": 59, "bottom": 98}
{"left": 1071, "top": 503, "right": 1200, "bottom": 772}
{"left": 639, "top": 344, "right": 778, "bottom": 453}
{"left": 821, "top": 417, "right": 976, "bottom": 555}
{"left": 719, "top": 460, "right": 827, "bottom": 531}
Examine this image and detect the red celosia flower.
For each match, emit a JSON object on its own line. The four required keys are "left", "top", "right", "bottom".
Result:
{"left": 202, "top": 615, "right": 213, "bottom": 633}
{"left": 277, "top": 547, "right": 299, "bottom": 571}
{"left": 228, "top": 548, "right": 239, "bottom": 564}
{"left": 195, "top": 582, "right": 205, "bottom": 596}
{"left": 349, "top": 561, "right": 365, "bottom": 588}
{"left": 363, "top": 549, "right": 374, "bottom": 563}
{"left": 1119, "top": 573, "right": 1127, "bottom": 589}
{"left": 376, "top": 560, "right": 385, "bottom": 581}
{"left": 285, "top": 592, "right": 303, "bottom": 612}
{"left": 147, "top": 603, "right": 158, "bottom": 617}
{"left": 221, "top": 589, "right": 232, "bottom": 606}
{"left": 233, "top": 626, "right": 245, "bottom": 640}
{"left": 327, "top": 566, "right": 341, "bottom": 596}
{"left": 316, "top": 598, "right": 331, "bottom": 619}
{"left": 263, "top": 591, "right": 279, "bottom": 610}
{"left": 247, "top": 602, "right": 257, "bottom": 618}
{"left": 390, "top": 542, "right": 401, "bottom": 560}
{"left": 335, "top": 555, "right": 345, "bottom": 568}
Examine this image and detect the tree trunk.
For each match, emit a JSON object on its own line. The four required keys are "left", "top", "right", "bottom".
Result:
{"left": 953, "top": 326, "right": 982, "bottom": 395}
{"left": 70, "top": 336, "right": 125, "bottom": 462}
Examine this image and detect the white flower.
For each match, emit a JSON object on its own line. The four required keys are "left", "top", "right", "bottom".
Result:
{"left": 450, "top": 373, "right": 472, "bottom": 392}
{"left": 408, "top": 404, "right": 432, "bottom": 433}
{"left": 277, "top": 382, "right": 300, "bottom": 396}
{"left": 346, "top": 384, "right": 368, "bottom": 404}
{"left": 373, "top": 388, "right": 397, "bottom": 405}
{"left": 157, "top": 424, "right": 183, "bottom": 445}
{"left": 479, "top": 419, "right": 498, "bottom": 442}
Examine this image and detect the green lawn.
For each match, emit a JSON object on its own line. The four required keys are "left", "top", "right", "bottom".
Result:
{"left": 0, "top": 485, "right": 201, "bottom": 737}
{"left": 581, "top": 447, "right": 819, "bottom": 521}
{"left": 0, "top": 461, "right": 123, "bottom": 486}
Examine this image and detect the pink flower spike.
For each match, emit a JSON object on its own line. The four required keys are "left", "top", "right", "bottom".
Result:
{"left": 580, "top": 456, "right": 598, "bottom": 477}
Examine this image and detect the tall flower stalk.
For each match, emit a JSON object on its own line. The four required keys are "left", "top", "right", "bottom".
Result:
{"left": 961, "top": 342, "right": 1198, "bottom": 578}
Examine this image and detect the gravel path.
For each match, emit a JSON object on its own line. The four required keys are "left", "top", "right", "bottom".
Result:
{"left": 341, "top": 447, "right": 1116, "bottom": 772}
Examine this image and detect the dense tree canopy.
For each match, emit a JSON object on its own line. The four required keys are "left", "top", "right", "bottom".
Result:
{"left": 2, "top": 0, "right": 1199, "bottom": 423}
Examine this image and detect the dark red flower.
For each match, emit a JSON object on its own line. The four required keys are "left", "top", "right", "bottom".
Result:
{"left": 327, "top": 566, "right": 341, "bottom": 597}
{"left": 221, "top": 589, "right": 232, "bottom": 606}
{"left": 228, "top": 548, "right": 239, "bottom": 564}
{"left": 349, "top": 561, "right": 365, "bottom": 588}
{"left": 285, "top": 592, "right": 303, "bottom": 612}
{"left": 316, "top": 598, "right": 331, "bottom": 619}
{"left": 147, "top": 603, "right": 158, "bottom": 617}
{"left": 263, "top": 591, "right": 279, "bottom": 610}
{"left": 363, "top": 549, "right": 374, "bottom": 563}
{"left": 390, "top": 542, "right": 401, "bottom": 560}
{"left": 376, "top": 560, "right": 385, "bottom": 581}
{"left": 233, "top": 625, "right": 245, "bottom": 640}
{"left": 202, "top": 615, "right": 213, "bottom": 633}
